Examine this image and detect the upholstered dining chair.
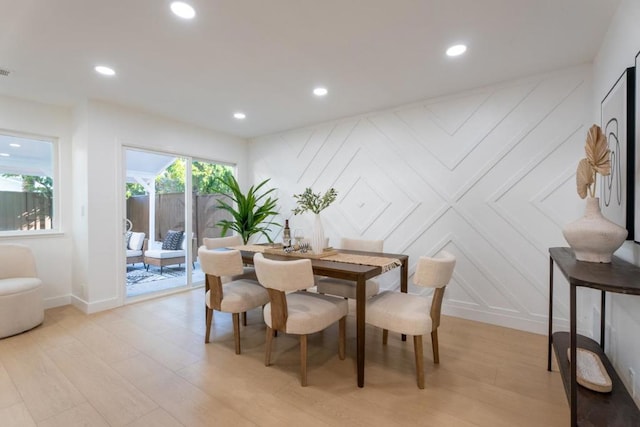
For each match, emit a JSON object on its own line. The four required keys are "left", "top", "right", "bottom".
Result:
{"left": 203, "top": 234, "right": 243, "bottom": 249}
{"left": 198, "top": 247, "right": 269, "bottom": 354}
{"left": 365, "top": 251, "right": 456, "bottom": 388}
{"left": 253, "top": 253, "right": 348, "bottom": 386}
{"left": 316, "top": 237, "right": 384, "bottom": 299}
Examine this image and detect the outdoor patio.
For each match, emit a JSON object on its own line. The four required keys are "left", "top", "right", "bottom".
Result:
{"left": 126, "top": 261, "right": 204, "bottom": 297}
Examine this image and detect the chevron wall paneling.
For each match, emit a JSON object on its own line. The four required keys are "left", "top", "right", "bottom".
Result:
{"left": 249, "top": 66, "right": 591, "bottom": 334}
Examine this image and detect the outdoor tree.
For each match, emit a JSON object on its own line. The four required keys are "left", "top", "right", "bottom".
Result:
{"left": 1, "top": 174, "right": 52, "bottom": 198}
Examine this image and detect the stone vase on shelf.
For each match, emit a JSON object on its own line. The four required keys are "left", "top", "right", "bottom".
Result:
{"left": 311, "top": 213, "right": 325, "bottom": 255}
{"left": 562, "top": 197, "right": 627, "bottom": 263}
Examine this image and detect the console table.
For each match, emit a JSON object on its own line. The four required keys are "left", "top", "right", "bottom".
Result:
{"left": 548, "top": 247, "right": 640, "bottom": 426}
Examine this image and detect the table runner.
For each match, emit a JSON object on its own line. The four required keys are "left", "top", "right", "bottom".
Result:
{"left": 230, "top": 244, "right": 402, "bottom": 273}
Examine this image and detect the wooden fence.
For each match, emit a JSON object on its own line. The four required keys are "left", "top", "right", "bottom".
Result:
{"left": 126, "top": 193, "right": 233, "bottom": 246}
{"left": 0, "top": 191, "right": 52, "bottom": 231}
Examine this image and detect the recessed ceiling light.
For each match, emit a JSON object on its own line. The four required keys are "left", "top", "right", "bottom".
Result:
{"left": 95, "top": 65, "right": 116, "bottom": 76}
{"left": 446, "top": 44, "right": 467, "bottom": 57}
{"left": 9, "top": 143, "right": 20, "bottom": 148}
{"left": 313, "top": 87, "right": 328, "bottom": 97}
{"left": 0, "top": 153, "right": 9, "bottom": 157}
{"left": 171, "top": 2, "right": 196, "bottom": 19}
{"left": 233, "top": 112, "right": 246, "bottom": 120}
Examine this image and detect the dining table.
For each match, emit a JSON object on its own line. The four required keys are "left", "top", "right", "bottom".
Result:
{"left": 234, "top": 244, "right": 409, "bottom": 388}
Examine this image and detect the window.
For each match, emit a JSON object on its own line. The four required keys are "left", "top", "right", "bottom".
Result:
{"left": 0, "top": 132, "right": 57, "bottom": 233}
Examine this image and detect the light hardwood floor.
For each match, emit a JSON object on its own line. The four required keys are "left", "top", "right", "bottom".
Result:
{"left": 0, "top": 289, "right": 568, "bottom": 426}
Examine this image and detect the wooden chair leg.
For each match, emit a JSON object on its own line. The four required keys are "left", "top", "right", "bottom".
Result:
{"left": 338, "top": 316, "right": 346, "bottom": 360}
{"left": 414, "top": 335, "right": 424, "bottom": 389}
{"left": 232, "top": 313, "right": 241, "bottom": 354}
{"left": 382, "top": 329, "right": 388, "bottom": 345}
{"left": 431, "top": 329, "right": 439, "bottom": 364}
{"left": 265, "top": 326, "right": 273, "bottom": 366}
{"left": 204, "top": 307, "right": 213, "bottom": 343}
{"left": 242, "top": 312, "right": 247, "bottom": 326}
{"left": 300, "top": 335, "right": 308, "bottom": 386}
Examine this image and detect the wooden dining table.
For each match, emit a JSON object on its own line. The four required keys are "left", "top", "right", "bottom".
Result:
{"left": 237, "top": 246, "right": 409, "bottom": 388}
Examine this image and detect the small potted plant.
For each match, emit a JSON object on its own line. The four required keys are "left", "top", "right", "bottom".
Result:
{"left": 292, "top": 187, "right": 338, "bottom": 254}
{"left": 562, "top": 124, "right": 626, "bottom": 262}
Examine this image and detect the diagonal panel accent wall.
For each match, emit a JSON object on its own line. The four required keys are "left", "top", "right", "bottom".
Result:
{"left": 249, "top": 66, "right": 590, "bottom": 334}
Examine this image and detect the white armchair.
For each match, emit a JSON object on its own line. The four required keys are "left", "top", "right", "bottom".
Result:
{"left": 0, "top": 244, "right": 44, "bottom": 339}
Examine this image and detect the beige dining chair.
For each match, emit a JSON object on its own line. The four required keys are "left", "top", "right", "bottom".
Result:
{"left": 365, "top": 251, "right": 456, "bottom": 388}
{"left": 253, "top": 253, "right": 348, "bottom": 386}
{"left": 203, "top": 235, "right": 243, "bottom": 249}
{"left": 316, "top": 237, "right": 384, "bottom": 299}
{"left": 198, "top": 247, "right": 269, "bottom": 354}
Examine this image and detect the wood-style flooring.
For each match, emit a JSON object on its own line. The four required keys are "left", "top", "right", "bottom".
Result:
{"left": 0, "top": 289, "right": 568, "bottom": 426}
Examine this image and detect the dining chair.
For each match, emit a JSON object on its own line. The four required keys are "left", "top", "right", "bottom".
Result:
{"left": 198, "top": 247, "right": 269, "bottom": 354}
{"left": 316, "top": 237, "right": 384, "bottom": 299}
{"left": 253, "top": 253, "right": 348, "bottom": 386}
{"left": 365, "top": 251, "right": 456, "bottom": 388}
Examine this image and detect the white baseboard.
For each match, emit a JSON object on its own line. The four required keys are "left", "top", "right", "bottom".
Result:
{"left": 442, "top": 305, "right": 589, "bottom": 337}
{"left": 44, "top": 294, "right": 71, "bottom": 309}
{"left": 70, "top": 295, "right": 121, "bottom": 314}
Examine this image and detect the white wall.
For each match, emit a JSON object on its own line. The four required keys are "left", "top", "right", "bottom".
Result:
{"left": 249, "top": 65, "right": 592, "bottom": 334}
{"left": 0, "top": 95, "right": 74, "bottom": 308}
{"left": 592, "top": 0, "right": 640, "bottom": 406}
{"left": 73, "top": 100, "right": 248, "bottom": 312}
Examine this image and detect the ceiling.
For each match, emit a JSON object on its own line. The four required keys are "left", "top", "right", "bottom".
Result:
{"left": 0, "top": 0, "right": 620, "bottom": 139}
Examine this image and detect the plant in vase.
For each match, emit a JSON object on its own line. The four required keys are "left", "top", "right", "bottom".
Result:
{"left": 215, "top": 174, "right": 280, "bottom": 244}
{"left": 292, "top": 187, "right": 338, "bottom": 254}
{"left": 562, "top": 124, "right": 627, "bottom": 263}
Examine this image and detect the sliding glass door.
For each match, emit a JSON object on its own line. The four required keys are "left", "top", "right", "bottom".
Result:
{"left": 123, "top": 148, "right": 235, "bottom": 299}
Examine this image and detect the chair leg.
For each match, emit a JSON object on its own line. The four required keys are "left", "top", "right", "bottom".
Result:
{"left": 265, "top": 326, "right": 273, "bottom": 366}
{"left": 232, "top": 313, "right": 241, "bottom": 354}
{"left": 300, "top": 334, "right": 308, "bottom": 386}
{"left": 414, "top": 335, "right": 425, "bottom": 389}
{"left": 204, "top": 307, "right": 213, "bottom": 343}
{"left": 338, "top": 316, "right": 346, "bottom": 360}
{"left": 242, "top": 312, "right": 247, "bottom": 326}
{"left": 431, "top": 329, "right": 439, "bottom": 364}
{"left": 382, "top": 329, "right": 388, "bottom": 345}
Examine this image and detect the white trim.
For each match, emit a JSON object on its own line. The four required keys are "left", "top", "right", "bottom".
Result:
{"left": 44, "top": 294, "right": 71, "bottom": 309}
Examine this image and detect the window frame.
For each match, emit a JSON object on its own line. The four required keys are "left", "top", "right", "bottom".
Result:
{"left": 0, "top": 129, "right": 61, "bottom": 237}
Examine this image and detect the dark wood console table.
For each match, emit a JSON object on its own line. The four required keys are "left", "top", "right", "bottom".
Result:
{"left": 548, "top": 247, "right": 640, "bottom": 426}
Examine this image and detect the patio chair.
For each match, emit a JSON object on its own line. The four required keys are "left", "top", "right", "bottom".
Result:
{"left": 126, "top": 232, "right": 146, "bottom": 266}
{"left": 144, "top": 230, "right": 196, "bottom": 274}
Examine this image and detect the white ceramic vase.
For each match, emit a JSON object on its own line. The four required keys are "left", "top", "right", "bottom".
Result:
{"left": 562, "top": 197, "right": 627, "bottom": 263}
{"left": 311, "top": 213, "right": 325, "bottom": 255}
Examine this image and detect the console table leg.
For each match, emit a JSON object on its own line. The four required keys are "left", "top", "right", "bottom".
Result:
{"left": 548, "top": 257, "right": 554, "bottom": 372}
{"left": 600, "top": 290, "right": 606, "bottom": 350}
{"left": 570, "top": 284, "right": 577, "bottom": 427}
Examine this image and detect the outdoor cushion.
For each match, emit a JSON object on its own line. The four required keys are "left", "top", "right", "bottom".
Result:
{"left": 144, "top": 249, "right": 185, "bottom": 259}
{"left": 128, "top": 232, "right": 145, "bottom": 251}
{"left": 162, "top": 230, "right": 183, "bottom": 250}
{"left": 126, "top": 249, "right": 143, "bottom": 258}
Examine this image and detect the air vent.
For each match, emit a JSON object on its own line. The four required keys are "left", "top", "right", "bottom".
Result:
{"left": 0, "top": 68, "right": 11, "bottom": 77}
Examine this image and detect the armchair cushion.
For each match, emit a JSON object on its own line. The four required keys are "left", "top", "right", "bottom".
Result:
{"left": 162, "top": 230, "right": 184, "bottom": 250}
{"left": 128, "top": 232, "right": 145, "bottom": 251}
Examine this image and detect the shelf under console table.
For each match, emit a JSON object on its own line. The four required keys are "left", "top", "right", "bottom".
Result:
{"left": 548, "top": 247, "right": 640, "bottom": 426}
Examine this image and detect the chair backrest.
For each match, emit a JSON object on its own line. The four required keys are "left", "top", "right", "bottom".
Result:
{"left": 198, "top": 247, "right": 244, "bottom": 278}
{"left": 0, "top": 244, "right": 38, "bottom": 280}
{"left": 341, "top": 237, "right": 384, "bottom": 252}
{"left": 413, "top": 251, "right": 456, "bottom": 289}
{"left": 253, "top": 253, "right": 314, "bottom": 292}
{"left": 203, "top": 235, "right": 243, "bottom": 249}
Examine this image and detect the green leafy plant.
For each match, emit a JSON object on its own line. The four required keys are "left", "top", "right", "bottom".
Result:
{"left": 292, "top": 187, "right": 338, "bottom": 215}
{"left": 215, "top": 174, "right": 280, "bottom": 244}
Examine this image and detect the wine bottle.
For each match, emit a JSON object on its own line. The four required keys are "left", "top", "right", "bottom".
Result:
{"left": 283, "top": 219, "right": 291, "bottom": 248}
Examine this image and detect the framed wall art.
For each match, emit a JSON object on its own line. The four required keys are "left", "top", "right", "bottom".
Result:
{"left": 600, "top": 66, "right": 635, "bottom": 240}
